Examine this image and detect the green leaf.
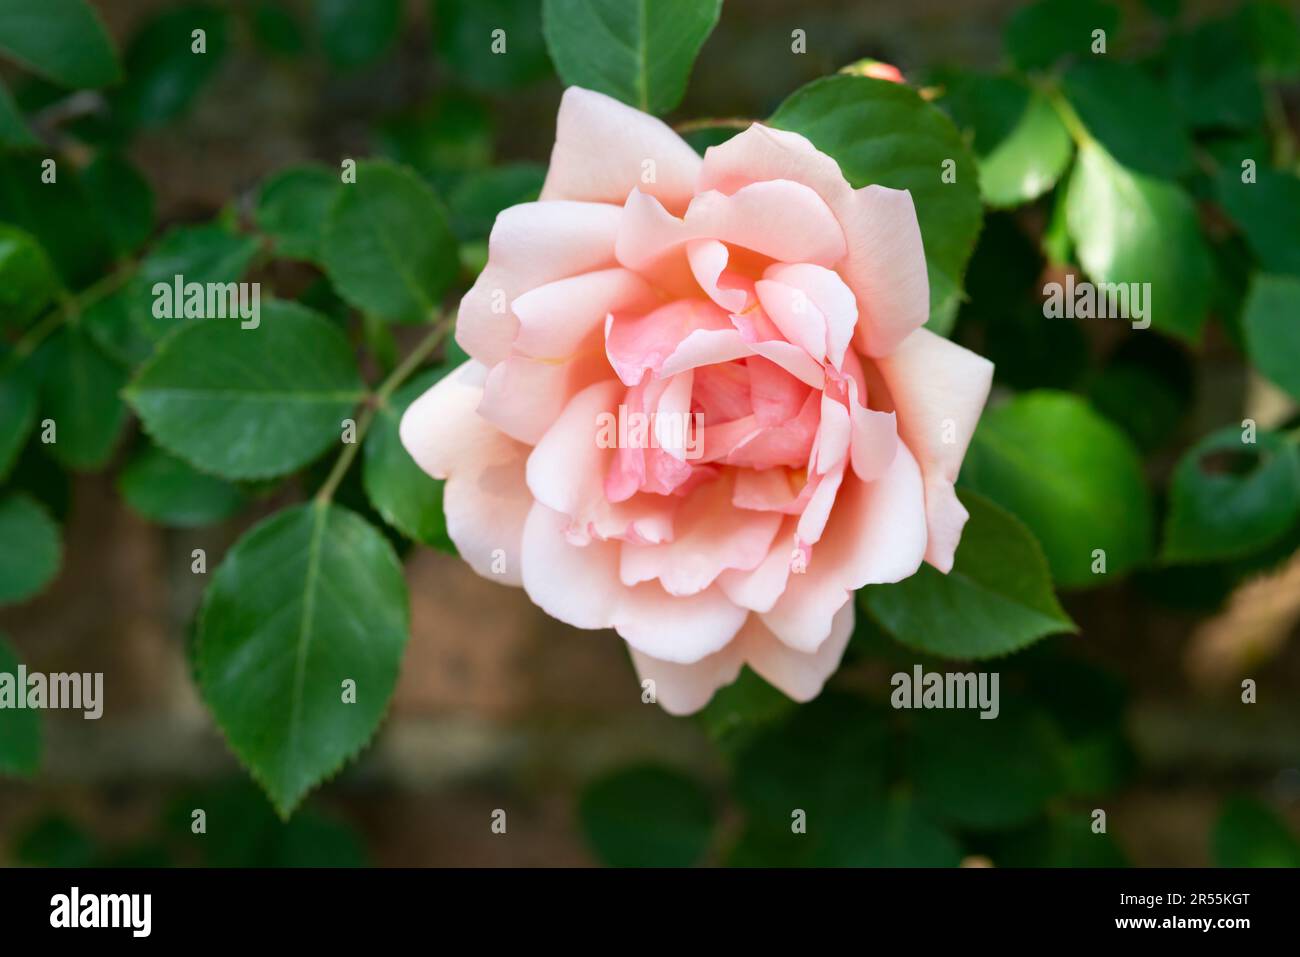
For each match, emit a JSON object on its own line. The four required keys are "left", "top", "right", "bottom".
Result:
{"left": 315, "top": 0, "right": 400, "bottom": 69}
{"left": 0, "top": 78, "right": 36, "bottom": 147}
{"left": 961, "top": 390, "right": 1154, "bottom": 589}
{"left": 1237, "top": 0, "right": 1300, "bottom": 79}
{"left": 81, "top": 152, "right": 155, "bottom": 255}
{"left": 1066, "top": 142, "right": 1212, "bottom": 341}
{"left": 1166, "top": 18, "right": 1264, "bottom": 131}
{"left": 1216, "top": 168, "right": 1300, "bottom": 278}
{"left": 1004, "top": 0, "right": 1120, "bottom": 72}
{"left": 249, "top": 0, "right": 306, "bottom": 58}
{"left": 447, "top": 163, "right": 546, "bottom": 241}
{"left": 126, "top": 221, "right": 262, "bottom": 349}
{"left": 807, "top": 795, "right": 962, "bottom": 868}
{"left": 322, "top": 161, "right": 458, "bottom": 323}
{"left": 579, "top": 764, "right": 715, "bottom": 867}
{"left": 0, "top": 224, "right": 60, "bottom": 328}
{"left": 0, "top": 155, "right": 114, "bottom": 287}
{"left": 255, "top": 164, "right": 339, "bottom": 262}
{"left": 113, "top": 4, "right": 229, "bottom": 128}
{"left": 696, "top": 667, "right": 796, "bottom": 755}
{"left": 1061, "top": 61, "right": 1192, "bottom": 178}
{"left": 362, "top": 369, "right": 453, "bottom": 550}
{"left": 734, "top": 694, "right": 888, "bottom": 825}
{"left": 197, "top": 502, "right": 410, "bottom": 817}
{"left": 38, "top": 328, "right": 127, "bottom": 470}
{"left": 990, "top": 812, "right": 1128, "bottom": 867}
{"left": 119, "top": 444, "right": 248, "bottom": 528}
{"left": 0, "top": 0, "right": 121, "bottom": 88}
{"left": 864, "top": 491, "right": 1076, "bottom": 659}
{"left": 125, "top": 301, "right": 366, "bottom": 481}
{"left": 0, "top": 367, "right": 36, "bottom": 480}
{"left": 1243, "top": 274, "right": 1300, "bottom": 402}
{"left": 82, "top": 289, "right": 154, "bottom": 368}
{"left": 434, "top": 0, "right": 551, "bottom": 91}
{"left": 1162, "top": 427, "right": 1300, "bottom": 564}
{"left": 0, "top": 493, "right": 61, "bottom": 606}
{"left": 942, "top": 73, "right": 1072, "bottom": 208}
{"left": 770, "top": 75, "right": 983, "bottom": 331}
{"left": 909, "top": 703, "right": 1069, "bottom": 830}
{"left": 1213, "top": 797, "right": 1300, "bottom": 867}
{"left": 542, "top": 0, "right": 721, "bottom": 114}
{"left": 0, "top": 632, "right": 41, "bottom": 777}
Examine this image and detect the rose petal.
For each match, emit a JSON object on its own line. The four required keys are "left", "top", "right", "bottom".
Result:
{"left": 540, "top": 86, "right": 701, "bottom": 213}
{"left": 875, "top": 328, "right": 993, "bottom": 572}
{"left": 399, "top": 361, "right": 532, "bottom": 585}
{"left": 457, "top": 200, "right": 622, "bottom": 366}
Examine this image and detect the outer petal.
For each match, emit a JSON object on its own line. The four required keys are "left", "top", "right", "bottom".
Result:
{"left": 456, "top": 200, "right": 622, "bottom": 366}
{"left": 520, "top": 503, "right": 748, "bottom": 663}
{"left": 740, "top": 600, "right": 854, "bottom": 702}
{"left": 697, "top": 123, "right": 929, "bottom": 357}
{"left": 399, "top": 361, "right": 531, "bottom": 585}
{"left": 875, "top": 328, "right": 994, "bottom": 572}
{"left": 629, "top": 642, "right": 744, "bottom": 716}
{"left": 540, "top": 87, "right": 701, "bottom": 213}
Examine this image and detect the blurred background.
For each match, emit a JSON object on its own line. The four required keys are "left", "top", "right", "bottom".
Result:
{"left": 1, "top": 0, "right": 1298, "bottom": 867}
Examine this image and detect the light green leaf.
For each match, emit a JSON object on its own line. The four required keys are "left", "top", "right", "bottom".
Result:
{"left": 1243, "top": 274, "right": 1300, "bottom": 402}
{"left": 1066, "top": 142, "right": 1212, "bottom": 341}
{"left": 322, "top": 161, "right": 458, "bottom": 323}
{"left": 579, "top": 764, "right": 715, "bottom": 867}
{"left": 315, "top": 0, "right": 400, "bottom": 69}
{"left": 0, "top": 494, "right": 61, "bottom": 606}
{"left": 542, "top": 0, "right": 721, "bottom": 114}
{"left": 942, "top": 73, "right": 1072, "bottom": 208}
{"left": 125, "top": 301, "right": 366, "bottom": 480}
{"left": 961, "top": 390, "right": 1154, "bottom": 589}
{"left": 119, "top": 444, "right": 248, "bottom": 528}
{"left": 864, "top": 491, "right": 1076, "bottom": 659}
{"left": 362, "top": 368, "right": 454, "bottom": 550}
{"left": 770, "top": 75, "right": 983, "bottom": 332}
{"left": 1216, "top": 168, "right": 1300, "bottom": 278}
{"left": 255, "top": 164, "right": 339, "bottom": 262}
{"left": 38, "top": 328, "right": 128, "bottom": 470}
{"left": 1162, "top": 427, "right": 1300, "bottom": 564}
{"left": 197, "top": 502, "right": 409, "bottom": 817}
{"left": 0, "top": 632, "right": 41, "bottom": 777}
{"left": 0, "top": 0, "right": 121, "bottom": 88}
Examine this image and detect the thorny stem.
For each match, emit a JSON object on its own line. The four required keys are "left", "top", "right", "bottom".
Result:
{"left": 314, "top": 311, "right": 454, "bottom": 505}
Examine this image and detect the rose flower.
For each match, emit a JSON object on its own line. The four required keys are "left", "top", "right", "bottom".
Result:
{"left": 402, "top": 88, "right": 993, "bottom": 714}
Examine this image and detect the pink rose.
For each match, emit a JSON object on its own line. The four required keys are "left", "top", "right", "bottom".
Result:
{"left": 401, "top": 88, "right": 993, "bottom": 714}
